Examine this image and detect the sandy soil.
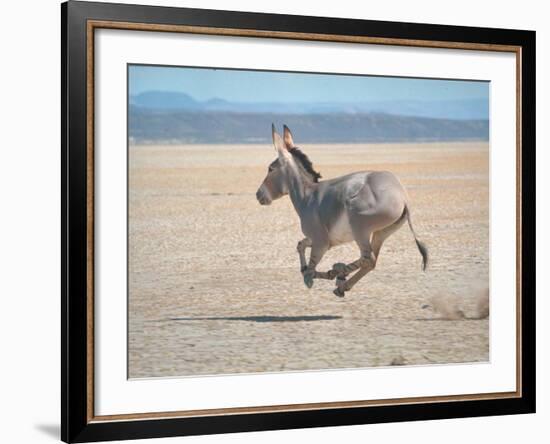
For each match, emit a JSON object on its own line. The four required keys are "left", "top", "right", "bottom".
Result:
{"left": 128, "top": 142, "right": 489, "bottom": 378}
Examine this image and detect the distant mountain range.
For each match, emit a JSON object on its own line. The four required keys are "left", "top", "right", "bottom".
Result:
{"left": 130, "top": 91, "right": 489, "bottom": 120}
{"left": 129, "top": 108, "right": 489, "bottom": 145}
{"left": 128, "top": 91, "right": 489, "bottom": 144}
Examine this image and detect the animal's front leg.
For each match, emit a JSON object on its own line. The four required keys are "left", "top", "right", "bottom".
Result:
{"left": 303, "top": 243, "right": 328, "bottom": 289}
{"left": 296, "top": 238, "right": 312, "bottom": 273}
{"left": 313, "top": 270, "right": 337, "bottom": 280}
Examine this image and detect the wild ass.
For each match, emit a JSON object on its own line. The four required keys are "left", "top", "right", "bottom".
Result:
{"left": 256, "top": 124, "right": 428, "bottom": 297}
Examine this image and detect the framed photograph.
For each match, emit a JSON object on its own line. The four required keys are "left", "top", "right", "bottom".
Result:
{"left": 61, "top": 1, "right": 535, "bottom": 442}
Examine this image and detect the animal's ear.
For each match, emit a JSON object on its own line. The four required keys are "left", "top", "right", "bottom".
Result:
{"left": 272, "top": 124, "right": 292, "bottom": 162}
{"left": 283, "top": 125, "right": 295, "bottom": 149}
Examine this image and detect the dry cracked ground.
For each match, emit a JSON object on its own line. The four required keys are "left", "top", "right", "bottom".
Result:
{"left": 128, "top": 142, "right": 489, "bottom": 378}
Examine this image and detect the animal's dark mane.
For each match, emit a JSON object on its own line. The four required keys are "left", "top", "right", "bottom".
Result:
{"left": 290, "top": 147, "right": 322, "bottom": 183}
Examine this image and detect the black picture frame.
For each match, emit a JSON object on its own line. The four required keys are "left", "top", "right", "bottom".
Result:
{"left": 62, "top": 1, "right": 536, "bottom": 442}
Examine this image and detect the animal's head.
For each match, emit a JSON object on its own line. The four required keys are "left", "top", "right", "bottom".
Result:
{"left": 256, "top": 124, "right": 295, "bottom": 205}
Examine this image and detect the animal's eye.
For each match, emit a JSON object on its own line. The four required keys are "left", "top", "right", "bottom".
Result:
{"left": 268, "top": 167, "right": 274, "bottom": 173}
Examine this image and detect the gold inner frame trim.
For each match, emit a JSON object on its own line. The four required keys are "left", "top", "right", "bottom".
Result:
{"left": 86, "top": 19, "right": 523, "bottom": 423}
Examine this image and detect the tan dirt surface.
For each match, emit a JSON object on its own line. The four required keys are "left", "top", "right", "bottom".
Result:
{"left": 128, "top": 142, "right": 489, "bottom": 378}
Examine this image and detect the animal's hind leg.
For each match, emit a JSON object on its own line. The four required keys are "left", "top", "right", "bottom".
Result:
{"left": 331, "top": 230, "right": 375, "bottom": 279}
{"left": 332, "top": 242, "right": 375, "bottom": 297}
{"left": 334, "top": 233, "right": 384, "bottom": 296}
{"left": 331, "top": 229, "right": 375, "bottom": 297}
{"left": 334, "top": 212, "right": 407, "bottom": 296}
{"left": 334, "top": 267, "right": 371, "bottom": 297}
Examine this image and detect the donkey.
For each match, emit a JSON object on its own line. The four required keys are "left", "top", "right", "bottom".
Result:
{"left": 256, "top": 124, "right": 428, "bottom": 297}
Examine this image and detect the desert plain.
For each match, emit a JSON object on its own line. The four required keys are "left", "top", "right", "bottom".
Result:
{"left": 128, "top": 142, "right": 489, "bottom": 378}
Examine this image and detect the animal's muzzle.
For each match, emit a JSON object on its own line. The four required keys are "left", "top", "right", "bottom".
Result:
{"left": 256, "top": 187, "right": 271, "bottom": 205}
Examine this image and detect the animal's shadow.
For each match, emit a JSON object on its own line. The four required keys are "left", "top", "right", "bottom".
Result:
{"left": 168, "top": 315, "right": 342, "bottom": 323}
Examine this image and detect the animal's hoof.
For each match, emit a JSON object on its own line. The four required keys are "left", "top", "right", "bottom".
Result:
{"left": 333, "top": 276, "right": 347, "bottom": 297}
{"left": 303, "top": 272, "right": 314, "bottom": 289}
{"left": 332, "top": 263, "right": 347, "bottom": 274}
{"left": 333, "top": 287, "right": 345, "bottom": 297}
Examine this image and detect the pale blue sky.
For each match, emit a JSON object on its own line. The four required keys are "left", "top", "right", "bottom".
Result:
{"left": 129, "top": 64, "right": 489, "bottom": 104}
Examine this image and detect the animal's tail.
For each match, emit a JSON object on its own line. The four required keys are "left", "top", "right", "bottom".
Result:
{"left": 404, "top": 205, "right": 428, "bottom": 271}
